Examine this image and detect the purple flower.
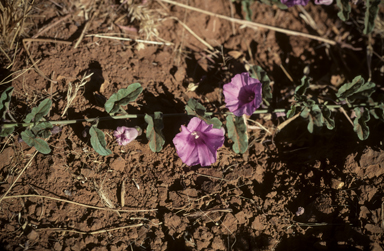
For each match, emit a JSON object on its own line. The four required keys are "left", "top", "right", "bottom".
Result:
{"left": 223, "top": 72, "right": 262, "bottom": 116}
{"left": 173, "top": 117, "right": 225, "bottom": 167}
{"left": 296, "top": 207, "right": 305, "bottom": 216}
{"left": 114, "top": 126, "right": 139, "bottom": 145}
{"left": 281, "top": 0, "right": 310, "bottom": 7}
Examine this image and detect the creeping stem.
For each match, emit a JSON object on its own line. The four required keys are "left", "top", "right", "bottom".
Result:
{"left": 0, "top": 103, "right": 380, "bottom": 129}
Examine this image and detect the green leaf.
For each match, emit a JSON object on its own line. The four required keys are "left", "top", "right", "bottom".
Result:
{"left": 144, "top": 112, "right": 165, "bottom": 153}
{"left": 185, "top": 98, "right": 206, "bottom": 117}
{"left": 336, "top": 76, "right": 375, "bottom": 102}
{"left": 294, "top": 76, "right": 311, "bottom": 102}
{"left": 0, "top": 126, "right": 15, "bottom": 137}
{"left": 31, "top": 122, "right": 53, "bottom": 139}
{"left": 310, "top": 105, "right": 324, "bottom": 128}
{"left": 364, "top": 0, "right": 380, "bottom": 34}
{"left": 204, "top": 117, "right": 222, "bottom": 129}
{"left": 241, "top": 0, "right": 252, "bottom": 21}
{"left": 21, "top": 130, "right": 51, "bottom": 154}
{"left": 374, "top": 103, "right": 384, "bottom": 122}
{"left": 300, "top": 106, "right": 310, "bottom": 119}
{"left": 104, "top": 83, "right": 142, "bottom": 114}
{"left": 185, "top": 98, "right": 222, "bottom": 129}
{"left": 249, "top": 65, "right": 272, "bottom": 106}
{"left": 353, "top": 108, "right": 370, "bottom": 140}
{"left": 89, "top": 126, "right": 112, "bottom": 156}
{"left": 322, "top": 105, "right": 335, "bottom": 130}
{"left": 226, "top": 114, "right": 248, "bottom": 154}
{"left": 336, "top": 0, "right": 351, "bottom": 21}
{"left": 287, "top": 104, "right": 296, "bottom": 119}
{"left": 24, "top": 98, "right": 52, "bottom": 123}
{"left": 0, "top": 87, "right": 14, "bottom": 120}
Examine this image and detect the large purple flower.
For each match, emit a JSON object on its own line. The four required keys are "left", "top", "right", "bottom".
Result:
{"left": 114, "top": 126, "right": 139, "bottom": 145}
{"left": 173, "top": 117, "right": 225, "bottom": 167}
{"left": 223, "top": 72, "right": 262, "bottom": 116}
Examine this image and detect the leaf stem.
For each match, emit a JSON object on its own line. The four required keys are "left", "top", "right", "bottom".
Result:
{"left": 0, "top": 103, "right": 381, "bottom": 129}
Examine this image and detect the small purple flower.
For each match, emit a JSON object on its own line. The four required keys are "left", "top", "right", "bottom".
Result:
{"left": 296, "top": 207, "right": 305, "bottom": 216}
{"left": 114, "top": 126, "right": 139, "bottom": 146}
{"left": 173, "top": 117, "right": 225, "bottom": 167}
{"left": 51, "top": 126, "right": 62, "bottom": 135}
{"left": 281, "top": 0, "right": 310, "bottom": 7}
{"left": 223, "top": 72, "right": 262, "bottom": 116}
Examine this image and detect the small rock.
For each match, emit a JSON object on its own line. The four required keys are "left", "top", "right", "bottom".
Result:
{"left": 35, "top": 206, "right": 42, "bottom": 217}
{"left": 53, "top": 242, "right": 62, "bottom": 251}
{"left": 365, "top": 224, "right": 383, "bottom": 234}
{"left": 235, "top": 211, "right": 247, "bottom": 225}
{"left": 211, "top": 236, "right": 225, "bottom": 250}
{"left": 251, "top": 215, "right": 265, "bottom": 231}
{"left": 330, "top": 179, "right": 344, "bottom": 189}
{"left": 0, "top": 147, "right": 14, "bottom": 168}
{"left": 27, "top": 230, "right": 39, "bottom": 241}
{"left": 110, "top": 157, "right": 125, "bottom": 172}
{"left": 221, "top": 213, "right": 238, "bottom": 233}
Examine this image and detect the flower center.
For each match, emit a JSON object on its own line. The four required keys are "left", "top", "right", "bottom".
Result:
{"left": 247, "top": 94, "right": 255, "bottom": 102}
{"left": 191, "top": 131, "right": 200, "bottom": 139}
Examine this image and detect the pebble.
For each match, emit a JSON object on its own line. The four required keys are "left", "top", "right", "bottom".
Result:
{"left": 27, "top": 230, "right": 39, "bottom": 241}
{"left": 330, "top": 178, "right": 344, "bottom": 189}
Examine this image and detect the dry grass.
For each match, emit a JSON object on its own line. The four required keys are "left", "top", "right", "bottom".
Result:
{"left": 0, "top": 0, "right": 35, "bottom": 60}
{"left": 118, "top": 0, "right": 165, "bottom": 41}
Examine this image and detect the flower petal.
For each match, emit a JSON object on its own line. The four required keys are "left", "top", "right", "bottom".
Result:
{"left": 223, "top": 72, "right": 263, "bottom": 116}
{"left": 197, "top": 140, "right": 216, "bottom": 166}
{"left": 186, "top": 117, "right": 204, "bottom": 132}
{"left": 173, "top": 126, "right": 200, "bottom": 166}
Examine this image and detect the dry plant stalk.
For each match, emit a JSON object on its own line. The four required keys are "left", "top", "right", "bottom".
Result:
{"left": 36, "top": 223, "right": 144, "bottom": 235}
{"left": 61, "top": 72, "right": 93, "bottom": 117}
{"left": 93, "top": 180, "right": 115, "bottom": 209}
{"left": 3, "top": 194, "right": 157, "bottom": 212}
{"left": 121, "top": 179, "right": 126, "bottom": 207}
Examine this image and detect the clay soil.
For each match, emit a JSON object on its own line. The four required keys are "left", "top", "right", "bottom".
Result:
{"left": 1, "top": 0, "right": 384, "bottom": 250}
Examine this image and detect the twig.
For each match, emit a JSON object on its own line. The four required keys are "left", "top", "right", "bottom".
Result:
{"left": 1, "top": 59, "right": 41, "bottom": 85}
{"left": 2, "top": 194, "right": 157, "bottom": 213}
{"left": 0, "top": 45, "right": 12, "bottom": 63}
{"left": 247, "top": 118, "right": 271, "bottom": 134}
{"left": 184, "top": 208, "right": 233, "bottom": 217}
{"left": 339, "top": 107, "right": 354, "bottom": 126}
{"left": 6, "top": 42, "right": 19, "bottom": 69}
{"left": 31, "top": 14, "right": 72, "bottom": 39}
{"left": 25, "top": 38, "right": 72, "bottom": 45}
{"left": 0, "top": 151, "right": 38, "bottom": 205}
{"left": 74, "top": 11, "right": 98, "bottom": 48}
{"left": 168, "top": 17, "right": 214, "bottom": 50}
{"left": 36, "top": 223, "right": 144, "bottom": 235}
{"left": 159, "top": 0, "right": 337, "bottom": 45}
{"left": 276, "top": 113, "right": 300, "bottom": 132}
{"left": 85, "top": 34, "right": 173, "bottom": 46}
{"left": 23, "top": 39, "right": 64, "bottom": 83}
{"left": 196, "top": 173, "right": 232, "bottom": 182}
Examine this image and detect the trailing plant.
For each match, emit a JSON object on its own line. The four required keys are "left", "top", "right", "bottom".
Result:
{"left": 0, "top": 67, "right": 383, "bottom": 167}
